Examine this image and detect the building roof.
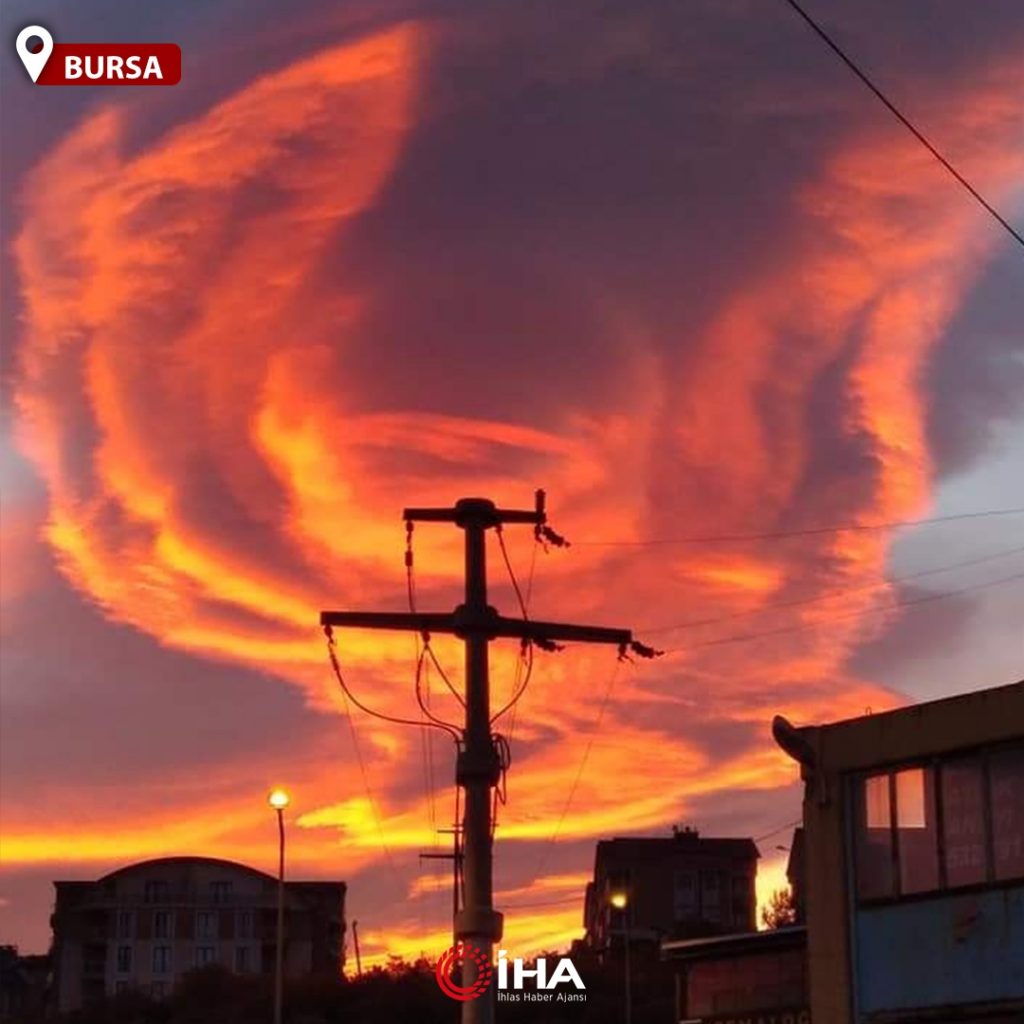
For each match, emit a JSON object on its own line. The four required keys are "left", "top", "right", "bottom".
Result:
{"left": 774, "top": 678, "right": 1023, "bottom": 773}
{"left": 55, "top": 856, "right": 344, "bottom": 890}
{"left": 661, "top": 925, "right": 806, "bottom": 961}
{"left": 103, "top": 856, "right": 280, "bottom": 884}
{"left": 595, "top": 832, "right": 759, "bottom": 866}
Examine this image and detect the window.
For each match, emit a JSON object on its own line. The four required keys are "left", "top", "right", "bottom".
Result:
{"left": 235, "top": 946, "right": 249, "bottom": 972}
{"left": 942, "top": 757, "right": 987, "bottom": 887}
{"left": 701, "top": 871, "right": 721, "bottom": 921}
{"left": 990, "top": 746, "right": 1024, "bottom": 880}
{"left": 144, "top": 880, "right": 169, "bottom": 904}
{"left": 153, "top": 911, "right": 172, "bottom": 939}
{"left": 116, "top": 945, "right": 132, "bottom": 973}
{"left": 195, "top": 946, "right": 216, "bottom": 967}
{"left": 852, "top": 742, "right": 1024, "bottom": 901}
{"left": 196, "top": 910, "right": 217, "bottom": 939}
{"left": 210, "top": 881, "right": 232, "bottom": 904}
{"left": 855, "top": 773, "right": 895, "bottom": 900}
{"left": 606, "top": 871, "right": 630, "bottom": 928}
{"left": 864, "top": 772, "right": 890, "bottom": 827}
{"left": 673, "top": 871, "right": 696, "bottom": 919}
{"left": 236, "top": 910, "right": 252, "bottom": 939}
{"left": 854, "top": 767, "right": 941, "bottom": 899}
{"left": 83, "top": 943, "right": 106, "bottom": 976}
{"left": 895, "top": 767, "right": 939, "bottom": 894}
{"left": 152, "top": 946, "right": 172, "bottom": 974}
{"left": 117, "top": 910, "right": 134, "bottom": 939}
{"left": 731, "top": 875, "right": 751, "bottom": 921}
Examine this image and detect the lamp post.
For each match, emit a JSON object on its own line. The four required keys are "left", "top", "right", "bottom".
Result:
{"left": 609, "top": 891, "right": 631, "bottom": 1024}
{"left": 268, "top": 789, "right": 290, "bottom": 1024}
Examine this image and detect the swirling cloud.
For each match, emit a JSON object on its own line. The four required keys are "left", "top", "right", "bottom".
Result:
{"left": 6, "top": 2, "right": 1024, "bottom": 961}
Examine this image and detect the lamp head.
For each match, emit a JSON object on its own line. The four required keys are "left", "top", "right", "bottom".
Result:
{"left": 609, "top": 891, "right": 628, "bottom": 910}
{"left": 268, "top": 789, "right": 291, "bottom": 811}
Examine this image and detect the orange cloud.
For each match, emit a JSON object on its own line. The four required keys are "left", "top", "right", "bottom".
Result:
{"left": 6, "top": 19, "right": 1023, "bottom": 964}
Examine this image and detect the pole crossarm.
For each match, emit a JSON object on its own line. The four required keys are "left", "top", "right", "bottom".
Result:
{"left": 404, "top": 495, "right": 546, "bottom": 529}
{"left": 504, "top": 618, "right": 632, "bottom": 647}
{"left": 321, "top": 609, "right": 632, "bottom": 648}
{"left": 321, "top": 611, "right": 453, "bottom": 633}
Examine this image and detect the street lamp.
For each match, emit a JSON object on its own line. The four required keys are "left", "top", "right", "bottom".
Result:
{"left": 268, "top": 789, "right": 290, "bottom": 1024}
{"left": 609, "top": 891, "right": 631, "bottom": 1024}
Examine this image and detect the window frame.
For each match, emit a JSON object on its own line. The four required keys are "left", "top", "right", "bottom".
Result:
{"left": 143, "top": 880, "right": 169, "bottom": 904}
{"left": 152, "top": 945, "right": 172, "bottom": 974}
{"left": 849, "top": 740, "right": 1024, "bottom": 906}
{"left": 153, "top": 910, "right": 173, "bottom": 940}
{"left": 116, "top": 945, "right": 133, "bottom": 973}
{"left": 194, "top": 945, "right": 216, "bottom": 968}
{"left": 989, "top": 744, "right": 1024, "bottom": 879}
{"left": 196, "top": 909, "right": 217, "bottom": 939}
{"left": 210, "top": 880, "right": 233, "bottom": 904}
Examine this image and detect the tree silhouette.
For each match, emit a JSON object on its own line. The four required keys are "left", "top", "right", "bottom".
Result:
{"left": 761, "top": 887, "right": 798, "bottom": 929}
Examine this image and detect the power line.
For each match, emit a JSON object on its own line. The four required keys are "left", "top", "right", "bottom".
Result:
{"left": 331, "top": 654, "right": 407, "bottom": 890}
{"left": 326, "top": 628, "right": 461, "bottom": 739}
{"left": 755, "top": 818, "right": 803, "bottom": 844}
{"left": 496, "top": 526, "right": 529, "bottom": 620}
{"left": 575, "top": 507, "right": 1024, "bottom": 547}
{"left": 501, "top": 894, "right": 583, "bottom": 910}
{"left": 779, "top": 0, "right": 1024, "bottom": 251}
{"left": 663, "top": 569, "right": 1024, "bottom": 654}
{"left": 523, "top": 572, "right": 1019, "bottom": 874}
{"left": 492, "top": 527, "right": 537, "bottom": 725}
{"left": 424, "top": 641, "right": 467, "bottom": 707}
{"left": 643, "top": 542, "right": 1024, "bottom": 635}
{"left": 405, "top": 523, "right": 440, "bottom": 857}
{"left": 509, "top": 540, "right": 541, "bottom": 745}
{"left": 415, "top": 645, "right": 464, "bottom": 735}
{"left": 491, "top": 641, "right": 534, "bottom": 725}
{"left": 533, "top": 659, "right": 625, "bottom": 879}
{"left": 524, "top": 539, "right": 540, "bottom": 610}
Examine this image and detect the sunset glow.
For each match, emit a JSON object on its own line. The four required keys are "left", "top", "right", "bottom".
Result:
{"left": 2, "top": 1, "right": 1023, "bottom": 970}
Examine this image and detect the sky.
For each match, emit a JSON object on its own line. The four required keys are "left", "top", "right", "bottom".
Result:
{"left": 1, "top": 0, "right": 1023, "bottom": 965}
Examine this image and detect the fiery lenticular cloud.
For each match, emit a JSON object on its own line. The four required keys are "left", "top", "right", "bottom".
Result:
{"left": 6, "top": 6, "right": 1024, "bottom": 963}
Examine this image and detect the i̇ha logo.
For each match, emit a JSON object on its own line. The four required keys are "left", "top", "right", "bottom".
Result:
{"left": 435, "top": 943, "right": 494, "bottom": 1002}
{"left": 435, "top": 944, "right": 586, "bottom": 1004}
{"left": 15, "top": 25, "right": 181, "bottom": 85}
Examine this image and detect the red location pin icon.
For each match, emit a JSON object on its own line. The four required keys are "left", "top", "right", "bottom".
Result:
{"left": 16, "top": 26, "right": 54, "bottom": 83}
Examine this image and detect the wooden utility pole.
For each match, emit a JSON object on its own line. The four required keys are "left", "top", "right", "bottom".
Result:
{"left": 321, "top": 493, "right": 641, "bottom": 1024}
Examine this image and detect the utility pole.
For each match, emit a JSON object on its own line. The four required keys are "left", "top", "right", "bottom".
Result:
{"left": 420, "top": 825, "right": 463, "bottom": 940}
{"left": 352, "top": 920, "right": 362, "bottom": 976}
{"left": 321, "top": 493, "right": 649, "bottom": 1024}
